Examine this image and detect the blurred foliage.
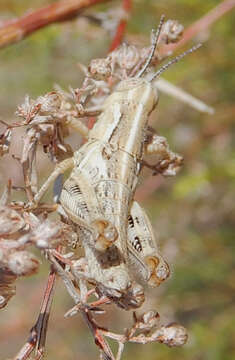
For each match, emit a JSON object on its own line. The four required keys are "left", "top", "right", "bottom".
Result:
{"left": 0, "top": 0, "right": 235, "bottom": 359}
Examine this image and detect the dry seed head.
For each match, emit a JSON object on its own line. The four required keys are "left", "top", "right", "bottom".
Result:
{"left": 0, "top": 206, "right": 25, "bottom": 236}
{"left": 16, "top": 92, "right": 62, "bottom": 126}
{"left": 88, "top": 58, "right": 112, "bottom": 80}
{"left": 153, "top": 323, "right": 188, "bottom": 347}
{"left": 146, "top": 134, "right": 183, "bottom": 176}
{"left": 146, "top": 134, "right": 169, "bottom": 156}
{"left": 161, "top": 153, "right": 183, "bottom": 176}
{"left": 161, "top": 20, "right": 184, "bottom": 44}
{"left": 137, "top": 310, "right": 160, "bottom": 330}
{"left": 110, "top": 43, "right": 141, "bottom": 71}
{"left": 15, "top": 95, "right": 41, "bottom": 123}
{"left": 37, "top": 92, "right": 62, "bottom": 114}
{"left": 0, "top": 239, "right": 22, "bottom": 256}
{"left": 8, "top": 251, "right": 39, "bottom": 276}
{"left": 30, "top": 219, "right": 63, "bottom": 248}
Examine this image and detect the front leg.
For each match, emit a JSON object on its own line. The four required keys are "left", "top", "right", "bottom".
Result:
{"left": 127, "top": 201, "right": 170, "bottom": 287}
{"left": 34, "top": 157, "right": 74, "bottom": 204}
{"left": 143, "top": 132, "right": 183, "bottom": 176}
{"left": 65, "top": 116, "right": 90, "bottom": 139}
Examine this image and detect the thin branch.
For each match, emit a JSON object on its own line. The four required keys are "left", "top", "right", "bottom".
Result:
{"left": 80, "top": 307, "right": 115, "bottom": 360}
{"left": 0, "top": 0, "right": 111, "bottom": 49}
{"left": 155, "top": 78, "right": 214, "bottom": 114}
{"left": 48, "top": 251, "right": 80, "bottom": 304}
{"left": 109, "top": 0, "right": 132, "bottom": 51}
{"left": 48, "top": 252, "right": 114, "bottom": 359}
{"left": 14, "top": 269, "right": 56, "bottom": 360}
{"left": 34, "top": 270, "right": 56, "bottom": 357}
{"left": 21, "top": 128, "right": 39, "bottom": 202}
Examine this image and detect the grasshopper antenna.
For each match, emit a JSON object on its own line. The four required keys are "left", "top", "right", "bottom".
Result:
{"left": 136, "top": 14, "right": 165, "bottom": 78}
{"left": 150, "top": 43, "right": 202, "bottom": 82}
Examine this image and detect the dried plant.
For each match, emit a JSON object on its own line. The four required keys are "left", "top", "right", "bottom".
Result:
{"left": 2, "top": 0, "right": 232, "bottom": 357}
{"left": 0, "top": 17, "right": 193, "bottom": 360}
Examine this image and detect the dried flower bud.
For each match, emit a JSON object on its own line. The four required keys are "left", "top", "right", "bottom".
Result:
{"left": 152, "top": 323, "right": 188, "bottom": 347}
{"left": 146, "top": 135, "right": 169, "bottom": 157}
{"left": 161, "top": 20, "right": 184, "bottom": 44}
{"left": 161, "top": 153, "right": 183, "bottom": 176}
{"left": 16, "top": 92, "right": 62, "bottom": 126}
{"left": 137, "top": 310, "right": 160, "bottom": 330}
{"left": 30, "top": 220, "right": 63, "bottom": 248}
{"left": 110, "top": 43, "right": 141, "bottom": 71}
{"left": 0, "top": 128, "right": 11, "bottom": 157}
{"left": 88, "top": 58, "right": 112, "bottom": 80}
{"left": 16, "top": 95, "right": 41, "bottom": 124}
{"left": 23, "top": 211, "right": 40, "bottom": 229}
{"left": 37, "top": 92, "right": 62, "bottom": 114}
{"left": 0, "top": 206, "right": 25, "bottom": 236}
{"left": 0, "top": 239, "right": 21, "bottom": 254}
{"left": 8, "top": 251, "right": 39, "bottom": 276}
{"left": 146, "top": 135, "right": 183, "bottom": 176}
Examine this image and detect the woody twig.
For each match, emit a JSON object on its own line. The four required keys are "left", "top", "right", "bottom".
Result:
{"left": 0, "top": 0, "right": 111, "bottom": 49}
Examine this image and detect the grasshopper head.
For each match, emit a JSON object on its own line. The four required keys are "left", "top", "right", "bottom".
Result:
{"left": 115, "top": 78, "right": 159, "bottom": 114}
{"left": 115, "top": 78, "right": 148, "bottom": 91}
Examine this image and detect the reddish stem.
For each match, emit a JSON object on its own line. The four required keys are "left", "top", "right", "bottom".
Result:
{"left": 109, "top": 0, "right": 132, "bottom": 51}
{"left": 0, "top": 0, "right": 111, "bottom": 49}
{"left": 86, "top": 0, "right": 132, "bottom": 128}
{"left": 80, "top": 307, "right": 115, "bottom": 360}
{"left": 14, "top": 269, "right": 56, "bottom": 360}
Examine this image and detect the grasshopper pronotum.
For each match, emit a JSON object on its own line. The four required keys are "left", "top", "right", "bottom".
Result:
{"left": 33, "top": 17, "right": 200, "bottom": 309}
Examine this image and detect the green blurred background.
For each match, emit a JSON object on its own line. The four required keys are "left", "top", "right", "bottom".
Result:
{"left": 0, "top": 1, "right": 235, "bottom": 359}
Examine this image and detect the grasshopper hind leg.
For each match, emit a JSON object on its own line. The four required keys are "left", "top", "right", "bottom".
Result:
{"left": 61, "top": 177, "right": 119, "bottom": 251}
{"left": 127, "top": 201, "right": 170, "bottom": 287}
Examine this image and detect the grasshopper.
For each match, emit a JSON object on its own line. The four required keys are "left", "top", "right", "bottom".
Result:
{"left": 33, "top": 17, "right": 200, "bottom": 309}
